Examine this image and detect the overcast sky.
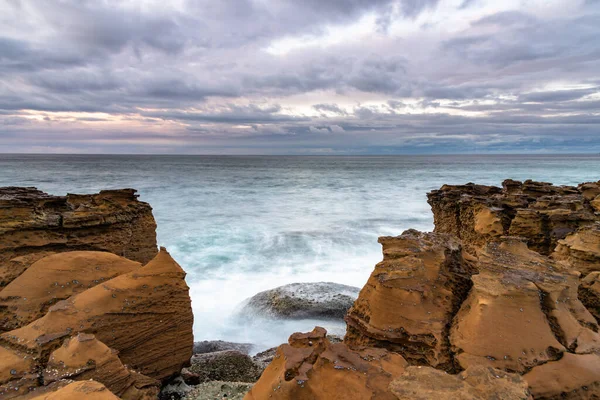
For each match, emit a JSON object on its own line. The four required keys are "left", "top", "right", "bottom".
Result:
{"left": 1, "top": 0, "right": 599, "bottom": 154}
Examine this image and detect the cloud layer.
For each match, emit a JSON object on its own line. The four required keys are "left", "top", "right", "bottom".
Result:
{"left": 1, "top": 0, "right": 599, "bottom": 154}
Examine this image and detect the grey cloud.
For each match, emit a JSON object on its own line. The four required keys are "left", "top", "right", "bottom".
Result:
{"left": 313, "top": 104, "right": 349, "bottom": 115}
{"left": 519, "top": 88, "right": 598, "bottom": 102}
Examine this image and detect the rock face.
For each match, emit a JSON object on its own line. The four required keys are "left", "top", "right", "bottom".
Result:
{"left": 554, "top": 223, "right": 600, "bottom": 276}
{"left": 390, "top": 365, "right": 532, "bottom": 400}
{"left": 345, "top": 230, "right": 476, "bottom": 371}
{"left": 240, "top": 282, "right": 360, "bottom": 320}
{"left": 244, "top": 327, "right": 408, "bottom": 400}
{"left": 0, "top": 251, "right": 141, "bottom": 331}
{"left": 0, "top": 248, "right": 194, "bottom": 383}
{"left": 0, "top": 187, "right": 158, "bottom": 287}
{"left": 579, "top": 271, "right": 600, "bottom": 324}
{"left": 427, "top": 179, "right": 599, "bottom": 256}
{"left": 28, "top": 380, "right": 122, "bottom": 400}
{"left": 43, "top": 333, "right": 160, "bottom": 400}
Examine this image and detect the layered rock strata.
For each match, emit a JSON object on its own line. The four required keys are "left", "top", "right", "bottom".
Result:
{"left": 0, "top": 187, "right": 157, "bottom": 288}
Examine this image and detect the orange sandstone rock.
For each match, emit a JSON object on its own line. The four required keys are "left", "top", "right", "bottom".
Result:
{"left": 244, "top": 327, "right": 408, "bottom": 400}
{"left": 579, "top": 271, "right": 600, "bottom": 324}
{"left": 390, "top": 365, "right": 532, "bottom": 400}
{"left": 0, "top": 187, "right": 157, "bottom": 288}
{"left": 1, "top": 248, "right": 193, "bottom": 381}
{"left": 344, "top": 230, "right": 476, "bottom": 371}
{"left": 553, "top": 224, "right": 600, "bottom": 276}
{"left": 27, "top": 380, "right": 121, "bottom": 400}
{"left": 44, "top": 333, "right": 159, "bottom": 400}
{"left": 0, "top": 252, "right": 141, "bottom": 331}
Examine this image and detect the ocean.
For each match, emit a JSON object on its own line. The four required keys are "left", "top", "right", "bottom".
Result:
{"left": 1, "top": 154, "right": 599, "bottom": 351}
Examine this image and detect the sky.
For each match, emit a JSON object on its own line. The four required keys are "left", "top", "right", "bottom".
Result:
{"left": 0, "top": 0, "right": 599, "bottom": 154}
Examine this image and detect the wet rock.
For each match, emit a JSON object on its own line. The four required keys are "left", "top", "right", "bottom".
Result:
{"left": 159, "top": 376, "right": 192, "bottom": 400}
{"left": 239, "top": 282, "right": 360, "bottom": 320}
{"left": 193, "top": 340, "right": 253, "bottom": 355}
{"left": 345, "top": 230, "right": 476, "bottom": 371}
{"left": 183, "top": 381, "right": 253, "bottom": 400}
{"left": 184, "top": 350, "right": 263, "bottom": 384}
{"left": 0, "top": 187, "right": 157, "bottom": 288}
{"left": 390, "top": 365, "right": 532, "bottom": 400}
{"left": 244, "top": 327, "right": 408, "bottom": 400}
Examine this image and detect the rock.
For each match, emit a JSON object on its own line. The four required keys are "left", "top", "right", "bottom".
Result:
{"left": 244, "top": 327, "right": 408, "bottom": 400}
{"left": 0, "top": 248, "right": 193, "bottom": 381}
{"left": 450, "top": 238, "right": 600, "bottom": 373}
{"left": 553, "top": 223, "right": 600, "bottom": 276}
{"left": 239, "top": 282, "right": 360, "bottom": 320}
{"left": 43, "top": 333, "right": 160, "bottom": 400}
{"left": 427, "top": 180, "right": 598, "bottom": 255}
{"left": 344, "top": 230, "right": 476, "bottom": 371}
{"left": 0, "top": 187, "right": 157, "bottom": 287}
{"left": 0, "top": 251, "right": 141, "bottom": 331}
{"left": 183, "top": 381, "right": 253, "bottom": 400}
{"left": 390, "top": 365, "right": 532, "bottom": 400}
{"left": 184, "top": 350, "right": 263, "bottom": 384}
{"left": 159, "top": 376, "right": 192, "bottom": 400}
{"left": 251, "top": 347, "right": 278, "bottom": 369}
{"left": 0, "top": 345, "right": 37, "bottom": 398}
{"left": 579, "top": 271, "right": 600, "bottom": 324}
{"left": 28, "top": 380, "right": 121, "bottom": 400}
{"left": 524, "top": 353, "right": 600, "bottom": 399}
{"left": 193, "top": 340, "right": 253, "bottom": 355}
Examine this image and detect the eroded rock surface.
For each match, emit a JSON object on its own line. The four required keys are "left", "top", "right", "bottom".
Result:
{"left": 0, "top": 187, "right": 157, "bottom": 287}
{"left": 554, "top": 224, "right": 600, "bottom": 276}
{"left": 244, "top": 327, "right": 408, "bottom": 400}
{"left": 390, "top": 365, "right": 532, "bottom": 400}
{"left": 183, "top": 350, "right": 263, "bottom": 385}
{"left": 0, "top": 251, "right": 141, "bottom": 331}
{"left": 344, "top": 230, "right": 476, "bottom": 371}
{"left": 427, "top": 179, "right": 600, "bottom": 256}
{"left": 0, "top": 248, "right": 193, "bottom": 382}
{"left": 27, "top": 380, "right": 121, "bottom": 400}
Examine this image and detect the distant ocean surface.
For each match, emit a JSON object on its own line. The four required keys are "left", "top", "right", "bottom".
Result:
{"left": 1, "top": 154, "right": 599, "bottom": 351}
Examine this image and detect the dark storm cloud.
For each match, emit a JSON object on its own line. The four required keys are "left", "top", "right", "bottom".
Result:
{"left": 1, "top": 0, "right": 600, "bottom": 154}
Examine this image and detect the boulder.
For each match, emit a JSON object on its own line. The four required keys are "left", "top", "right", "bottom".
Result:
{"left": 344, "top": 230, "right": 476, "bottom": 371}
{"left": 240, "top": 282, "right": 359, "bottom": 320}
{"left": 390, "top": 365, "right": 532, "bottom": 400}
{"left": 0, "top": 187, "right": 157, "bottom": 287}
{"left": 244, "top": 327, "right": 408, "bottom": 400}
{"left": 43, "top": 333, "right": 160, "bottom": 400}
{"left": 0, "top": 248, "right": 193, "bottom": 381}
{"left": 183, "top": 350, "right": 263, "bottom": 384}
{"left": 0, "top": 251, "right": 141, "bottom": 331}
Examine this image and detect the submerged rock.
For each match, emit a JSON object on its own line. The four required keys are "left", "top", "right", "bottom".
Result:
{"left": 0, "top": 187, "right": 158, "bottom": 288}
{"left": 239, "top": 282, "right": 360, "bottom": 320}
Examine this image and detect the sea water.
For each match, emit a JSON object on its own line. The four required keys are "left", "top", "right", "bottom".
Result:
{"left": 1, "top": 154, "right": 599, "bottom": 351}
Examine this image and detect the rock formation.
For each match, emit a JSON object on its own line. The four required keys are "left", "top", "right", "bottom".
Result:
{"left": 580, "top": 271, "right": 600, "bottom": 323}
{"left": 28, "top": 380, "right": 121, "bottom": 400}
{"left": 1, "top": 248, "right": 193, "bottom": 383}
{"left": 244, "top": 327, "right": 408, "bottom": 400}
{"left": 0, "top": 187, "right": 158, "bottom": 288}
{"left": 0, "top": 251, "right": 141, "bottom": 331}
{"left": 240, "top": 282, "right": 360, "bottom": 320}
{"left": 427, "top": 179, "right": 599, "bottom": 256}
{"left": 345, "top": 230, "right": 476, "bottom": 371}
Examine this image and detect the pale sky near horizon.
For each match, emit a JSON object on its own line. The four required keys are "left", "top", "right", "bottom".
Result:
{"left": 1, "top": 0, "right": 599, "bottom": 154}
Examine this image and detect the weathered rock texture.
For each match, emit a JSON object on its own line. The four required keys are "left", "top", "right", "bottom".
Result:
{"left": 183, "top": 350, "right": 263, "bottom": 385}
{"left": 390, "top": 365, "right": 532, "bottom": 400}
{"left": 580, "top": 271, "right": 600, "bottom": 324}
{"left": 345, "top": 230, "right": 476, "bottom": 371}
{"left": 43, "top": 333, "right": 160, "bottom": 400}
{"left": 0, "top": 187, "right": 158, "bottom": 287}
{"left": 0, "top": 248, "right": 193, "bottom": 388}
{"left": 240, "top": 282, "right": 360, "bottom": 320}
{"left": 0, "top": 251, "right": 141, "bottom": 331}
{"left": 28, "top": 380, "right": 121, "bottom": 400}
{"left": 427, "top": 179, "right": 600, "bottom": 257}
{"left": 244, "top": 327, "right": 408, "bottom": 400}
{"left": 554, "top": 223, "right": 600, "bottom": 276}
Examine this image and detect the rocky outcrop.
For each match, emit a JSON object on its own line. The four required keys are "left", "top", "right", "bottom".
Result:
{"left": 240, "top": 282, "right": 359, "bottom": 320}
{"left": 0, "top": 251, "right": 141, "bottom": 331}
{"left": 579, "top": 271, "right": 600, "bottom": 324}
{"left": 193, "top": 340, "right": 253, "bottom": 355}
{"left": 28, "top": 380, "right": 121, "bottom": 400}
{"left": 427, "top": 179, "right": 599, "bottom": 256}
{"left": 43, "top": 333, "right": 160, "bottom": 399}
{"left": 390, "top": 365, "right": 532, "bottom": 400}
{"left": 0, "top": 248, "right": 193, "bottom": 383}
{"left": 244, "top": 327, "right": 408, "bottom": 400}
{"left": 183, "top": 350, "right": 263, "bottom": 385}
{"left": 344, "top": 230, "right": 476, "bottom": 371}
{"left": 554, "top": 224, "right": 600, "bottom": 276}
{"left": 0, "top": 187, "right": 157, "bottom": 287}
